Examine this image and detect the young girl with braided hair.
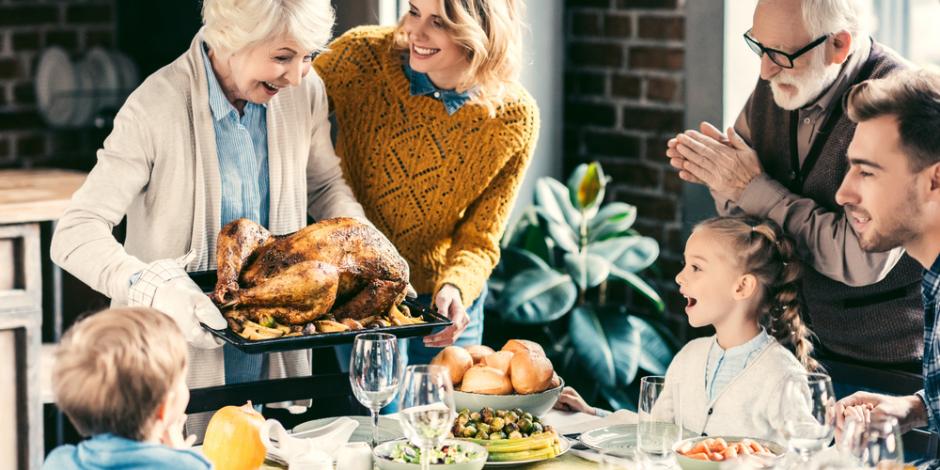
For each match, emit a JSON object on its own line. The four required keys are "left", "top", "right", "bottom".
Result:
{"left": 555, "top": 216, "right": 817, "bottom": 442}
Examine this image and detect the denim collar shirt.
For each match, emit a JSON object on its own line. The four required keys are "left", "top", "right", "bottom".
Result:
{"left": 403, "top": 55, "right": 472, "bottom": 115}
{"left": 705, "top": 328, "right": 774, "bottom": 402}
{"left": 201, "top": 42, "right": 270, "bottom": 228}
{"left": 918, "top": 254, "right": 940, "bottom": 433}
{"left": 42, "top": 433, "right": 211, "bottom": 470}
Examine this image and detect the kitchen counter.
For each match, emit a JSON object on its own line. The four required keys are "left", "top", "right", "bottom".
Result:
{"left": 0, "top": 169, "right": 86, "bottom": 224}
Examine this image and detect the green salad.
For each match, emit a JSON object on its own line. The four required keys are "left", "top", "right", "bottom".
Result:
{"left": 388, "top": 441, "right": 482, "bottom": 465}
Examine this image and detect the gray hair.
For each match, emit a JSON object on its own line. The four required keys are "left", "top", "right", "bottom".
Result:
{"left": 201, "top": 0, "right": 335, "bottom": 57}
{"left": 801, "top": 0, "right": 871, "bottom": 53}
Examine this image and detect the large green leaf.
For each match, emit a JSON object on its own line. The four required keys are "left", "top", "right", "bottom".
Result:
{"left": 588, "top": 203, "right": 637, "bottom": 242}
{"left": 499, "top": 246, "right": 551, "bottom": 279}
{"left": 569, "top": 306, "right": 642, "bottom": 388}
{"left": 534, "top": 177, "right": 581, "bottom": 231}
{"left": 609, "top": 266, "right": 665, "bottom": 312}
{"left": 534, "top": 208, "right": 579, "bottom": 253}
{"left": 563, "top": 252, "right": 611, "bottom": 290}
{"left": 498, "top": 268, "right": 578, "bottom": 324}
{"left": 587, "top": 236, "right": 660, "bottom": 273}
{"left": 630, "top": 316, "right": 675, "bottom": 375}
{"left": 567, "top": 162, "right": 606, "bottom": 218}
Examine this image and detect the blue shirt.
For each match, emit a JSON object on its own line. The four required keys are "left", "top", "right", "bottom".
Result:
{"left": 402, "top": 55, "right": 472, "bottom": 115}
{"left": 705, "top": 328, "right": 773, "bottom": 402}
{"left": 201, "top": 43, "right": 270, "bottom": 228}
{"left": 917, "top": 255, "right": 940, "bottom": 433}
{"left": 42, "top": 434, "right": 211, "bottom": 470}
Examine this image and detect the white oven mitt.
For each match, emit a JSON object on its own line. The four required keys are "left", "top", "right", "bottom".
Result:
{"left": 127, "top": 251, "right": 226, "bottom": 349}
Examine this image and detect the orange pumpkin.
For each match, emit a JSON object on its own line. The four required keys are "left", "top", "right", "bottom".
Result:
{"left": 202, "top": 401, "right": 266, "bottom": 470}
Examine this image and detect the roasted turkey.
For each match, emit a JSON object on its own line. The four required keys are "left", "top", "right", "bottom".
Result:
{"left": 212, "top": 217, "right": 409, "bottom": 325}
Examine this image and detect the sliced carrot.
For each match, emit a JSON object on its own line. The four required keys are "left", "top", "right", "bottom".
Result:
{"left": 686, "top": 452, "right": 710, "bottom": 461}
{"left": 722, "top": 445, "right": 739, "bottom": 460}
{"left": 710, "top": 438, "right": 729, "bottom": 452}
{"left": 690, "top": 441, "right": 708, "bottom": 454}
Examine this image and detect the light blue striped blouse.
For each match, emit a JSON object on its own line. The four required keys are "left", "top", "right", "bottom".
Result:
{"left": 201, "top": 43, "right": 270, "bottom": 229}
{"left": 705, "top": 328, "right": 773, "bottom": 402}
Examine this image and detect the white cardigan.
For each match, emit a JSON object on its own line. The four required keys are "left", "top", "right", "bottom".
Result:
{"left": 656, "top": 336, "right": 807, "bottom": 444}
{"left": 50, "top": 29, "right": 367, "bottom": 419}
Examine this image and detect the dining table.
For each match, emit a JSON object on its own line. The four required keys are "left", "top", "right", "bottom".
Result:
{"left": 244, "top": 408, "right": 639, "bottom": 469}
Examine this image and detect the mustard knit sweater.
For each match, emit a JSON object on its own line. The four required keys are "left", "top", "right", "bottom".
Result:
{"left": 314, "top": 26, "right": 540, "bottom": 306}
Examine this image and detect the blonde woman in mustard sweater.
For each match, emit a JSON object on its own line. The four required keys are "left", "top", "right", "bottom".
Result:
{"left": 314, "top": 0, "right": 540, "bottom": 365}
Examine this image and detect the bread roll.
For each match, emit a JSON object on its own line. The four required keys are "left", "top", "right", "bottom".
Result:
{"left": 465, "top": 345, "right": 495, "bottom": 365}
{"left": 460, "top": 365, "right": 513, "bottom": 395}
{"left": 509, "top": 350, "right": 554, "bottom": 394}
{"left": 501, "top": 339, "right": 545, "bottom": 357}
{"left": 481, "top": 350, "right": 514, "bottom": 374}
{"left": 430, "top": 346, "right": 473, "bottom": 385}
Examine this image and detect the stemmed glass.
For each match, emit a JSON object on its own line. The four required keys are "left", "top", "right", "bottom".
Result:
{"left": 777, "top": 372, "right": 836, "bottom": 463}
{"left": 637, "top": 376, "right": 682, "bottom": 469}
{"left": 839, "top": 414, "right": 905, "bottom": 468}
{"left": 398, "top": 365, "right": 457, "bottom": 470}
{"left": 349, "top": 332, "right": 402, "bottom": 448}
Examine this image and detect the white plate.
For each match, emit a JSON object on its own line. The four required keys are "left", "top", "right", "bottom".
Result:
{"left": 578, "top": 424, "right": 637, "bottom": 458}
{"left": 481, "top": 435, "right": 570, "bottom": 468}
{"left": 292, "top": 415, "right": 404, "bottom": 444}
{"left": 70, "top": 59, "right": 95, "bottom": 127}
{"left": 35, "top": 47, "right": 76, "bottom": 127}
{"left": 85, "top": 47, "right": 120, "bottom": 108}
{"left": 110, "top": 50, "right": 139, "bottom": 97}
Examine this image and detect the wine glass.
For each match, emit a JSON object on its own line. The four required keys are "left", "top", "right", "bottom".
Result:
{"left": 637, "top": 376, "right": 682, "bottom": 469}
{"left": 398, "top": 365, "right": 456, "bottom": 470}
{"left": 777, "top": 372, "right": 836, "bottom": 463}
{"left": 349, "top": 332, "right": 402, "bottom": 448}
{"left": 839, "top": 414, "right": 904, "bottom": 468}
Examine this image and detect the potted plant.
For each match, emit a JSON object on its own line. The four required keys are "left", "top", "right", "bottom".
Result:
{"left": 487, "top": 162, "right": 678, "bottom": 410}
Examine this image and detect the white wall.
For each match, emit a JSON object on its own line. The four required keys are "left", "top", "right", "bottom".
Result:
{"left": 723, "top": 0, "right": 760, "bottom": 130}
{"left": 514, "top": 1, "right": 565, "bottom": 221}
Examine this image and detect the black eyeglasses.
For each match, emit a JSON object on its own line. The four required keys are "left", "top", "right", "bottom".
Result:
{"left": 743, "top": 29, "right": 829, "bottom": 69}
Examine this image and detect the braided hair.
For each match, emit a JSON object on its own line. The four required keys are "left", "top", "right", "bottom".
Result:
{"left": 695, "top": 216, "right": 821, "bottom": 372}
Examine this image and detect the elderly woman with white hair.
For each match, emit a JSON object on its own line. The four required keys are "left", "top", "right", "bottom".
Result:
{"left": 51, "top": 0, "right": 363, "bottom": 434}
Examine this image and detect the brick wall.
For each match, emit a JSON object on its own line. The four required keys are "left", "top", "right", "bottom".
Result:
{"left": 0, "top": 0, "right": 115, "bottom": 169}
{"left": 563, "top": 0, "right": 687, "bottom": 319}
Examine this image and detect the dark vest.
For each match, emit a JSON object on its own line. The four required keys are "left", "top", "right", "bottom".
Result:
{"left": 747, "top": 42, "right": 923, "bottom": 364}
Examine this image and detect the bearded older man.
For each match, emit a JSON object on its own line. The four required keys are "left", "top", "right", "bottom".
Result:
{"left": 666, "top": 0, "right": 921, "bottom": 372}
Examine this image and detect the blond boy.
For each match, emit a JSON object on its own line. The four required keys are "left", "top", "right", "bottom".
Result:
{"left": 43, "top": 307, "right": 209, "bottom": 469}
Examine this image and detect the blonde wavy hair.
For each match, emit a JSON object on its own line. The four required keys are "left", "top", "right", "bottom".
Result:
{"left": 393, "top": 0, "right": 527, "bottom": 114}
{"left": 202, "top": 0, "right": 335, "bottom": 58}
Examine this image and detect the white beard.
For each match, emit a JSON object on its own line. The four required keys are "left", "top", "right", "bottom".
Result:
{"left": 769, "top": 49, "right": 841, "bottom": 110}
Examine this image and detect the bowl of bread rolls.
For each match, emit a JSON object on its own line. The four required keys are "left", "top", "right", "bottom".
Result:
{"left": 430, "top": 339, "right": 564, "bottom": 417}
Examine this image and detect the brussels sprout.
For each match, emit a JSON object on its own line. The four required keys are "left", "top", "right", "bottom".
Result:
{"left": 518, "top": 418, "right": 533, "bottom": 434}
{"left": 477, "top": 423, "right": 490, "bottom": 435}
{"left": 505, "top": 412, "right": 518, "bottom": 424}
{"left": 470, "top": 411, "right": 482, "bottom": 422}
{"left": 503, "top": 422, "right": 519, "bottom": 434}
{"left": 459, "top": 408, "right": 470, "bottom": 416}
{"left": 489, "top": 432, "right": 503, "bottom": 440}
{"left": 489, "top": 417, "right": 505, "bottom": 431}
{"left": 508, "top": 430, "right": 523, "bottom": 440}
{"left": 457, "top": 414, "right": 469, "bottom": 426}
{"left": 453, "top": 423, "right": 465, "bottom": 435}
{"left": 531, "top": 422, "right": 543, "bottom": 434}
{"left": 522, "top": 412, "right": 534, "bottom": 423}
{"left": 475, "top": 431, "right": 488, "bottom": 440}
{"left": 512, "top": 408, "right": 524, "bottom": 417}
{"left": 481, "top": 408, "right": 494, "bottom": 422}
{"left": 462, "top": 425, "right": 477, "bottom": 438}
{"left": 496, "top": 409, "right": 507, "bottom": 418}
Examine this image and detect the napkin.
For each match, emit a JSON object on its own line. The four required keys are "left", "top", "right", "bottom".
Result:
{"left": 542, "top": 409, "right": 637, "bottom": 436}
{"left": 260, "top": 417, "right": 359, "bottom": 465}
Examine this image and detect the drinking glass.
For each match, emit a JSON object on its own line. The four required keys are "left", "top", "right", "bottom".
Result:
{"left": 349, "top": 332, "right": 402, "bottom": 448}
{"left": 839, "top": 414, "right": 904, "bottom": 468}
{"left": 398, "top": 364, "right": 456, "bottom": 470}
{"left": 637, "top": 376, "right": 682, "bottom": 469}
{"left": 777, "top": 372, "right": 836, "bottom": 462}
